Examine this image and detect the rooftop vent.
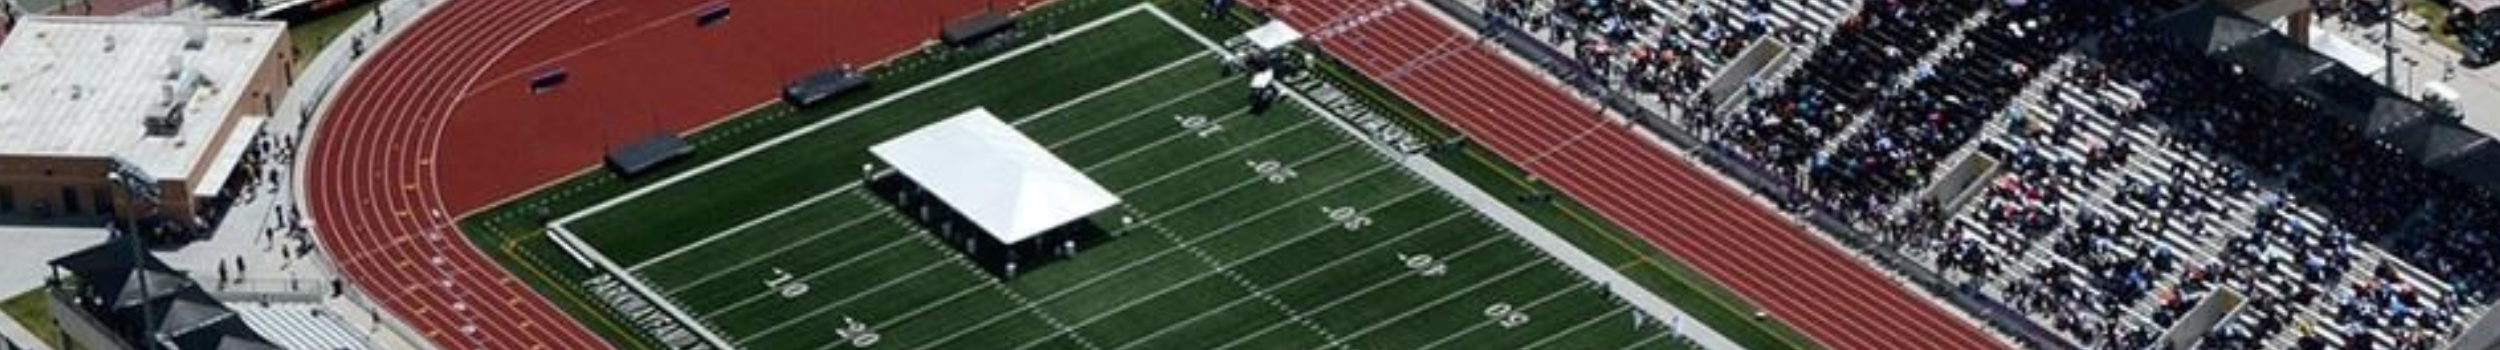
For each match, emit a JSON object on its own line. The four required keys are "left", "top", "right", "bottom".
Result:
{"left": 145, "top": 69, "right": 203, "bottom": 137}
{"left": 182, "top": 20, "right": 206, "bottom": 50}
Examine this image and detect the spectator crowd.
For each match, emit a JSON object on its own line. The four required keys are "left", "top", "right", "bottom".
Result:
{"left": 1468, "top": 0, "right": 2500, "bottom": 348}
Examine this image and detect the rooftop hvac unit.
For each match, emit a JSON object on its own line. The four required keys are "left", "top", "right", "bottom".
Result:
{"left": 183, "top": 20, "right": 206, "bottom": 50}
{"left": 145, "top": 67, "right": 203, "bottom": 136}
{"left": 144, "top": 84, "right": 185, "bottom": 136}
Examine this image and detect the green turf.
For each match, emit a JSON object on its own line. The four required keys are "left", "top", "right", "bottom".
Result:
{"left": 3, "top": 287, "right": 75, "bottom": 350}
{"left": 1264, "top": 10, "right": 1818, "bottom": 348}
{"left": 456, "top": 1, "right": 1792, "bottom": 349}
{"left": 555, "top": 5, "right": 1687, "bottom": 350}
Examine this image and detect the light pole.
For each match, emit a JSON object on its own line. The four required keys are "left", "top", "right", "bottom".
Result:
{"left": 105, "top": 157, "right": 163, "bottom": 350}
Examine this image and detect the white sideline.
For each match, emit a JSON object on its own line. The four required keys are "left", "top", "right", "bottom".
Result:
{"left": 551, "top": 3, "right": 1163, "bottom": 228}
{"left": 542, "top": 5, "right": 1170, "bottom": 350}
{"left": 639, "top": 52, "right": 1228, "bottom": 272}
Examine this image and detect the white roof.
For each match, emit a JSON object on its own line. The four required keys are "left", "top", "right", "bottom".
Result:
{"left": 192, "top": 116, "right": 264, "bottom": 196}
{"left": 871, "top": 109, "right": 1120, "bottom": 243}
{"left": 0, "top": 16, "right": 285, "bottom": 182}
{"left": 2300, "top": 22, "right": 2384, "bottom": 77}
{"left": 1245, "top": 21, "right": 1303, "bottom": 51}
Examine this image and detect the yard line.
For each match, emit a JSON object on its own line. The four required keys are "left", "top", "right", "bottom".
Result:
{"left": 1080, "top": 106, "right": 1260, "bottom": 173}
{"left": 1045, "top": 78, "right": 1243, "bottom": 150}
{"left": 793, "top": 211, "right": 1007, "bottom": 350}
{"left": 554, "top": 3, "right": 1168, "bottom": 227}
{"left": 1413, "top": 282, "right": 1596, "bottom": 350}
{"left": 804, "top": 283, "right": 989, "bottom": 350}
{"left": 845, "top": 140, "right": 1390, "bottom": 350}
{"left": 640, "top": 101, "right": 1255, "bottom": 273}
{"left": 1002, "top": 186, "right": 1439, "bottom": 350}
{"left": 660, "top": 205, "right": 894, "bottom": 292}
{"left": 609, "top": 7, "right": 1208, "bottom": 272}
{"left": 1126, "top": 216, "right": 1354, "bottom": 350}
{"left": 743, "top": 106, "right": 1362, "bottom": 344}
{"left": 896, "top": 209, "right": 1110, "bottom": 350}
{"left": 693, "top": 230, "right": 919, "bottom": 315}
{"left": 1337, "top": 268, "right": 1582, "bottom": 341}
{"left": 1021, "top": 51, "right": 1215, "bottom": 123}
{"left": 629, "top": 182, "right": 871, "bottom": 270}
{"left": 965, "top": 266, "right": 1108, "bottom": 350}
{"left": 1516, "top": 306, "right": 1632, "bottom": 350}
{"left": 731, "top": 250, "right": 958, "bottom": 344}
{"left": 1615, "top": 327, "right": 1672, "bottom": 350}
{"left": 1025, "top": 51, "right": 1224, "bottom": 130}
{"left": 901, "top": 160, "right": 1407, "bottom": 350}
{"left": 1100, "top": 209, "right": 1473, "bottom": 350}
{"left": 1206, "top": 239, "right": 1544, "bottom": 350}
{"left": 1115, "top": 119, "right": 1342, "bottom": 196}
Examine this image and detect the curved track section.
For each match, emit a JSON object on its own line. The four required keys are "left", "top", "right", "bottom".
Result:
{"left": 1250, "top": 0, "right": 2009, "bottom": 348}
{"left": 308, "top": 0, "right": 1016, "bottom": 348}
{"left": 309, "top": 0, "right": 609, "bottom": 348}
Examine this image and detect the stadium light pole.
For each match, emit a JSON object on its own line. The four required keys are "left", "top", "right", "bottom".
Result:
{"left": 2385, "top": 0, "right": 2398, "bottom": 87}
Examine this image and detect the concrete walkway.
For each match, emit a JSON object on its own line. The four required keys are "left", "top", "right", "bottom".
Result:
{"left": 0, "top": 226, "right": 103, "bottom": 350}
{"left": 0, "top": 314, "right": 53, "bottom": 350}
{"left": 266, "top": 0, "right": 456, "bottom": 348}
{"left": 2318, "top": 15, "right": 2500, "bottom": 133}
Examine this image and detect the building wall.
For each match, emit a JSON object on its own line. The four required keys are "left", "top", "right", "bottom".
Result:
{"left": 46, "top": 286, "right": 135, "bottom": 350}
{"left": 0, "top": 26, "right": 288, "bottom": 230}
{"left": 0, "top": 155, "right": 118, "bottom": 221}
{"left": 0, "top": 154, "right": 203, "bottom": 226}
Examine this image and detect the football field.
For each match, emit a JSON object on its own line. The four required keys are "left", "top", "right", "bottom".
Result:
{"left": 543, "top": 4, "right": 1689, "bottom": 349}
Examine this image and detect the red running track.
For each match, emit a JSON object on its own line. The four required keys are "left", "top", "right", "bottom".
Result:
{"left": 1250, "top": 0, "right": 2009, "bottom": 349}
{"left": 306, "top": 0, "right": 1009, "bottom": 348}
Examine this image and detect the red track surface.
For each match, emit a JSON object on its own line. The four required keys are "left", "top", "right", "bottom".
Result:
{"left": 1253, "top": 0, "right": 2009, "bottom": 349}
{"left": 306, "top": 0, "right": 1000, "bottom": 348}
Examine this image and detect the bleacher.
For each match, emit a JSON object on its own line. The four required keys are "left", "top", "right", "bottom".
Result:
{"left": 1459, "top": 0, "right": 2500, "bottom": 348}
{"left": 1896, "top": 30, "right": 2477, "bottom": 349}
{"left": 1479, "top": 0, "right": 1851, "bottom": 103}
{"left": 1452, "top": 0, "right": 2500, "bottom": 346}
{"left": 228, "top": 303, "right": 373, "bottom": 350}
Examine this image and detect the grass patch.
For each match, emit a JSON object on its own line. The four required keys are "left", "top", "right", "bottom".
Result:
{"left": 286, "top": 0, "right": 382, "bottom": 69}
{"left": 3, "top": 287, "right": 75, "bottom": 350}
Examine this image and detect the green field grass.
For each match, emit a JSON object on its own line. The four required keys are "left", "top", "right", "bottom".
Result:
{"left": 552, "top": 5, "right": 1687, "bottom": 350}
{"left": 454, "top": 0, "right": 1808, "bottom": 349}
{"left": 3, "top": 287, "right": 75, "bottom": 350}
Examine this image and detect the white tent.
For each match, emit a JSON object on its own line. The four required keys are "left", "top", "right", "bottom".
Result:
{"left": 870, "top": 109, "right": 1120, "bottom": 244}
{"left": 1245, "top": 21, "right": 1304, "bottom": 51}
{"left": 2296, "top": 21, "right": 2384, "bottom": 78}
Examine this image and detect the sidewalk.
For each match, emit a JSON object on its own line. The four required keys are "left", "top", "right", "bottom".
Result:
{"left": 2318, "top": 15, "right": 2500, "bottom": 133}
{"left": 255, "top": 0, "right": 451, "bottom": 348}
{"left": 0, "top": 226, "right": 101, "bottom": 350}
{"left": 0, "top": 312, "right": 51, "bottom": 350}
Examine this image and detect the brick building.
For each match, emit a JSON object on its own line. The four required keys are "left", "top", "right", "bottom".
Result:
{"left": 0, "top": 16, "right": 290, "bottom": 235}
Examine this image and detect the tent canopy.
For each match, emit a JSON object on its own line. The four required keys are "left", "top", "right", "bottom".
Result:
{"left": 2220, "top": 34, "right": 2338, "bottom": 87}
{"left": 871, "top": 109, "right": 1120, "bottom": 244}
{"left": 1245, "top": 21, "right": 1305, "bottom": 51}
{"left": 2154, "top": 1, "right": 2271, "bottom": 54}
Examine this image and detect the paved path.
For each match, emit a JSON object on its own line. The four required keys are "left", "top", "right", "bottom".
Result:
{"left": 0, "top": 315, "right": 52, "bottom": 350}
{"left": 2318, "top": 16, "right": 2500, "bottom": 134}
{"left": 1284, "top": 85, "right": 1742, "bottom": 350}
{"left": 0, "top": 226, "right": 100, "bottom": 349}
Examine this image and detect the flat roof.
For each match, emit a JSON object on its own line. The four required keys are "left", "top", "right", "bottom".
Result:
{"left": 0, "top": 16, "right": 286, "bottom": 181}
{"left": 1245, "top": 21, "right": 1303, "bottom": 50}
{"left": 870, "top": 109, "right": 1120, "bottom": 243}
